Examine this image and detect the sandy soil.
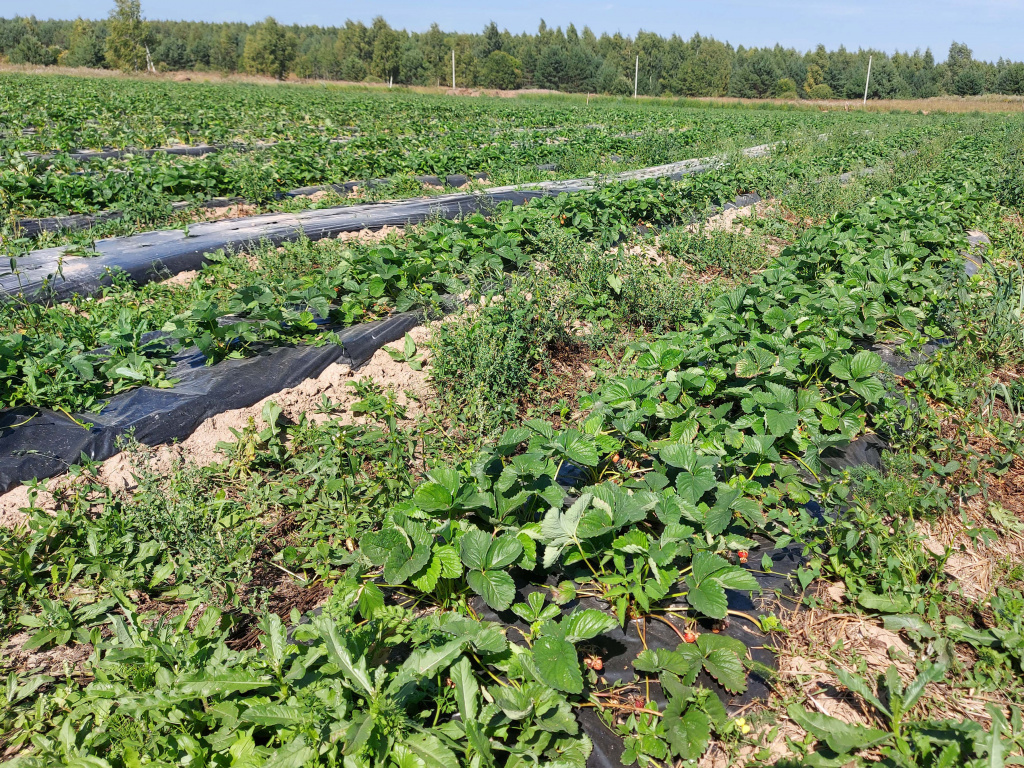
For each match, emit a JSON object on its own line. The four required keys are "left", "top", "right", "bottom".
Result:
{"left": 335, "top": 224, "right": 403, "bottom": 244}
{"left": 689, "top": 200, "right": 771, "bottom": 235}
{"left": 193, "top": 203, "right": 260, "bottom": 222}
{"left": 0, "top": 325, "right": 433, "bottom": 528}
{"left": 161, "top": 269, "right": 198, "bottom": 286}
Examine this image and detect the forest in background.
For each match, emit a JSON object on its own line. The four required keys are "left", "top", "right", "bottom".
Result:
{"left": 3, "top": 0, "right": 1024, "bottom": 99}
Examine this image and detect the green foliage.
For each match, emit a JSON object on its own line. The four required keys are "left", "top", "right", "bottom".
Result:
{"left": 785, "top": 662, "right": 1024, "bottom": 765}
{"left": 370, "top": 19, "right": 401, "bottom": 83}
{"left": 807, "top": 83, "right": 834, "bottom": 99}
{"left": 660, "top": 227, "right": 769, "bottom": 277}
{"left": 241, "top": 17, "right": 296, "bottom": 80}
{"left": 0, "top": 602, "right": 591, "bottom": 766}
{"left": 2, "top": 89, "right": 1024, "bottom": 768}
{"left": 479, "top": 51, "right": 523, "bottom": 90}
{"left": 384, "top": 332, "right": 425, "bottom": 370}
{"left": 430, "top": 277, "right": 570, "bottom": 428}
{"left": 104, "top": 0, "right": 149, "bottom": 72}
{"left": 0, "top": 16, "right": 1017, "bottom": 99}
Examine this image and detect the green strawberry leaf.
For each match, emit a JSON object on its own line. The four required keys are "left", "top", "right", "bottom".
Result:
{"left": 849, "top": 350, "right": 883, "bottom": 379}
{"left": 467, "top": 569, "right": 516, "bottom": 612}
{"left": 559, "top": 609, "right": 617, "bottom": 643}
{"left": 414, "top": 482, "right": 454, "bottom": 512}
{"left": 485, "top": 535, "right": 523, "bottom": 570}
{"left": 665, "top": 703, "right": 710, "bottom": 760}
{"left": 703, "top": 648, "right": 747, "bottom": 693}
{"left": 684, "top": 577, "right": 728, "bottom": 619}
{"left": 533, "top": 636, "right": 583, "bottom": 694}
{"left": 435, "top": 545, "right": 463, "bottom": 578}
{"left": 460, "top": 528, "right": 492, "bottom": 572}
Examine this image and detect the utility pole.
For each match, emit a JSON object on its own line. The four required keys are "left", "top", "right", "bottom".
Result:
{"left": 863, "top": 55, "right": 873, "bottom": 105}
{"left": 634, "top": 55, "right": 639, "bottom": 98}
{"left": 452, "top": 49, "right": 456, "bottom": 89}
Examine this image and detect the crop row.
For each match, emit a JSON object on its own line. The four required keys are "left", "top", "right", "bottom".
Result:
{"left": 1, "top": 74, "right": 987, "bottom": 230}
{"left": 0, "top": 74, "right": 837, "bottom": 154}
{"left": 0, "top": 128, "right": 960, "bottom": 416}
{"left": 2, "top": 124, "right": 960, "bottom": 268}
{"left": 0, "top": 125, "right": 1019, "bottom": 766}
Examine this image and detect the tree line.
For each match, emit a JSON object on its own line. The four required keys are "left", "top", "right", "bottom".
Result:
{"left": 3, "top": 0, "right": 1024, "bottom": 98}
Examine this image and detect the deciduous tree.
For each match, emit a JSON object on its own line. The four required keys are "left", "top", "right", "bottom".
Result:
{"left": 370, "top": 17, "right": 400, "bottom": 82}
{"left": 479, "top": 50, "right": 522, "bottom": 90}
{"left": 242, "top": 17, "right": 295, "bottom": 80}
{"left": 104, "top": 0, "right": 149, "bottom": 72}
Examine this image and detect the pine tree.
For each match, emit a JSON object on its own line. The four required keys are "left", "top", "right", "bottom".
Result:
{"left": 481, "top": 22, "right": 502, "bottom": 56}
{"left": 479, "top": 50, "right": 522, "bottom": 89}
{"left": 63, "top": 19, "right": 105, "bottom": 68}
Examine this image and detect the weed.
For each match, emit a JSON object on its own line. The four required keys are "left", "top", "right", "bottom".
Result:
{"left": 659, "top": 227, "right": 769, "bottom": 278}
{"left": 430, "top": 275, "right": 570, "bottom": 430}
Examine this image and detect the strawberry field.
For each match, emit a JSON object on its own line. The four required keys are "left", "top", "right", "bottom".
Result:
{"left": 2, "top": 73, "right": 1024, "bottom": 768}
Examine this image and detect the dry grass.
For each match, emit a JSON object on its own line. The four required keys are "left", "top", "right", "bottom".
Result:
{"left": 0, "top": 62, "right": 302, "bottom": 86}
{"left": 754, "top": 596, "right": 1017, "bottom": 762}
{"left": 0, "top": 62, "right": 535, "bottom": 96}
{"left": 690, "top": 94, "right": 1024, "bottom": 114}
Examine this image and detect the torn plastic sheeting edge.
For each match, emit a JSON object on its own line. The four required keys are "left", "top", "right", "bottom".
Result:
{"left": 0, "top": 309, "right": 424, "bottom": 496}
{"left": 5, "top": 140, "right": 782, "bottom": 304}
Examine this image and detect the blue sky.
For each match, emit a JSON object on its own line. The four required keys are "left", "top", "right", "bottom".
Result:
{"left": 13, "top": 0, "right": 1024, "bottom": 61}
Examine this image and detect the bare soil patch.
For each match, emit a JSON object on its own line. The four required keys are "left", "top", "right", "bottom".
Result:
{"left": 161, "top": 269, "right": 198, "bottom": 286}
{"left": 688, "top": 200, "right": 771, "bottom": 235}
{"left": 764, "top": 595, "right": 1009, "bottom": 760}
{"left": 194, "top": 203, "right": 261, "bottom": 222}
{"left": 1, "top": 631, "right": 93, "bottom": 679}
{"left": 335, "top": 224, "right": 403, "bottom": 244}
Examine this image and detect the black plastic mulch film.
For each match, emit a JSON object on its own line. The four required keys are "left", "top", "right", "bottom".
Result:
{"left": 24, "top": 143, "right": 223, "bottom": 162}
{"left": 0, "top": 191, "right": 762, "bottom": 495}
{"left": 0, "top": 311, "right": 422, "bottom": 495}
{"left": 561, "top": 232, "right": 990, "bottom": 766}
{"left": 3, "top": 236, "right": 985, "bottom": 768}
{"left": 0, "top": 145, "right": 769, "bottom": 491}
{"left": 15, "top": 173, "right": 493, "bottom": 239}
